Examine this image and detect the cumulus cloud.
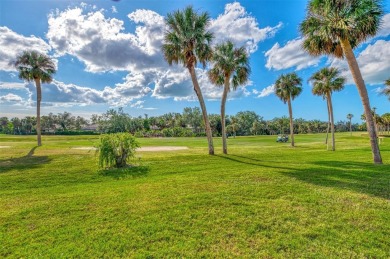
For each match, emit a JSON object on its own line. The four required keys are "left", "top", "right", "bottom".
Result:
{"left": 111, "top": 6, "right": 118, "bottom": 14}
{"left": 0, "top": 26, "right": 51, "bottom": 71}
{"left": 0, "top": 82, "right": 26, "bottom": 90}
{"left": 0, "top": 93, "right": 24, "bottom": 103}
{"left": 209, "top": 2, "right": 282, "bottom": 53}
{"left": 254, "top": 84, "right": 275, "bottom": 98}
{"left": 47, "top": 7, "right": 166, "bottom": 72}
{"left": 330, "top": 40, "right": 390, "bottom": 85}
{"left": 265, "top": 38, "right": 322, "bottom": 71}
{"left": 45, "top": 3, "right": 277, "bottom": 103}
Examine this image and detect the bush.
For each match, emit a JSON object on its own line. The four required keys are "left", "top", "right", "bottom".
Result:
{"left": 97, "top": 133, "right": 140, "bottom": 168}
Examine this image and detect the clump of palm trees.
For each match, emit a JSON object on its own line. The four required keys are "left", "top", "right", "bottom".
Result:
{"left": 310, "top": 67, "right": 345, "bottom": 151}
{"left": 300, "top": 0, "right": 383, "bottom": 164}
{"left": 163, "top": 6, "right": 250, "bottom": 155}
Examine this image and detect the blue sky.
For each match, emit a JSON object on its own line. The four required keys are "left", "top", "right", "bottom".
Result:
{"left": 0, "top": 0, "right": 389, "bottom": 122}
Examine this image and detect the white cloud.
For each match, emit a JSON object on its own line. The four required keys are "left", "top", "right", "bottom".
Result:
{"left": 0, "top": 93, "right": 24, "bottom": 103}
{"left": 330, "top": 40, "right": 390, "bottom": 85}
{"left": 0, "top": 82, "right": 26, "bottom": 90}
{"left": 46, "top": 4, "right": 264, "bottom": 103}
{"left": 377, "top": 13, "right": 390, "bottom": 37}
{"left": 254, "top": 84, "right": 275, "bottom": 98}
{"left": 0, "top": 26, "right": 51, "bottom": 71}
{"left": 265, "top": 38, "right": 322, "bottom": 71}
{"left": 209, "top": 2, "right": 282, "bottom": 53}
{"left": 111, "top": 6, "right": 118, "bottom": 14}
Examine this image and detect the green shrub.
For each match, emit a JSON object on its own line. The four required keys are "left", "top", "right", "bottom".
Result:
{"left": 97, "top": 133, "right": 139, "bottom": 168}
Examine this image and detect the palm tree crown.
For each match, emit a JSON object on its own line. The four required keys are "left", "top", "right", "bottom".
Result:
{"left": 14, "top": 50, "right": 56, "bottom": 83}
{"left": 162, "top": 6, "right": 213, "bottom": 69}
{"left": 383, "top": 78, "right": 390, "bottom": 100}
{"left": 310, "top": 67, "right": 345, "bottom": 97}
{"left": 208, "top": 41, "right": 250, "bottom": 89}
{"left": 274, "top": 73, "right": 303, "bottom": 103}
{"left": 300, "top": 0, "right": 383, "bottom": 58}
{"left": 347, "top": 113, "right": 354, "bottom": 120}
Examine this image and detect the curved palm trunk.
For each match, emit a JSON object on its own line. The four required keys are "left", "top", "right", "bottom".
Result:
{"left": 221, "top": 77, "right": 229, "bottom": 154}
{"left": 340, "top": 39, "right": 382, "bottom": 164}
{"left": 34, "top": 78, "right": 42, "bottom": 146}
{"left": 327, "top": 92, "right": 335, "bottom": 151}
{"left": 287, "top": 98, "right": 295, "bottom": 147}
{"left": 188, "top": 66, "right": 214, "bottom": 155}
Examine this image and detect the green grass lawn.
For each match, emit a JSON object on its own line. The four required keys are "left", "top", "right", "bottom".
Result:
{"left": 1, "top": 133, "right": 389, "bottom": 257}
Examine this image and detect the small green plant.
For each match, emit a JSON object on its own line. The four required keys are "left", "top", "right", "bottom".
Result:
{"left": 97, "top": 133, "right": 140, "bottom": 168}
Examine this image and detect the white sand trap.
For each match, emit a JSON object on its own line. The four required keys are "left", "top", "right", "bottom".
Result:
{"left": 71, "top": 146, "right": 188, "bottom": 152}
{"left": 138, "top": 146, "right": 188, "bottom": 152}
{"left": 0, "top": 146, "right": 11, "bottom": 148}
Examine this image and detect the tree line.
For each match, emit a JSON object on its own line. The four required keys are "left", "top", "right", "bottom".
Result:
{"left": 3, "top": 108, "right": 390, "bottom": 137}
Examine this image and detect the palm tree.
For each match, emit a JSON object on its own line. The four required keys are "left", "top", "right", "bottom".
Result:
{"left": 162, "top": 6, "right": 214, "bottom": 155}
{"left": 347, "top": 113, "right": 354, "bottom": 136}
{"left": 300, "top": 0, "right": 383, "bottom": 164}
{"left": 208, "top": 41, "right": 250, "bottom": 154}
{"left": 274, "top": 73, "right": 303, "bottom": 147}
{"left": 310, "top": 67, "right": 345, "bottom": 151}
{"left": 14, "top": 50, "right": 56, "bottom": 146}
{"left": 383, "top": 78, "right": 390, "bottom": 101}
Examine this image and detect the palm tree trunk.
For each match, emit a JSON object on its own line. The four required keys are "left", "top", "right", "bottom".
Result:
{"left": 188, "top": 66, "right": 214, "bottom": 155}
{"left": 325, "top": 100, "right": 330, "bottom": 148}
{"left": 327, "top": 92, "right": 335, "bottom": 151}
{"left": 340, "top": 39, "right": 382, "bottom": 164}
{"left": 34, "top": 78, "right": 42, "bottom": 146}
{"left": 287, "top": 98, "right": 294, "bottom": 147}
{"left": 221, "top": 77, "right": 229, "bottom": 154}
{"left": 349, "top": 118, "right": 352, "bottom": 136}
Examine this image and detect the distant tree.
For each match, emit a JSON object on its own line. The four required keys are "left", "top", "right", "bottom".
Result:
{"left": 162, "top": 6, "right": 214, "bottom": 155}
{"left": 300, "top": 0, "right": 383, "bottom": 163}
{"left": 14, "top": 50, "right": 56, "bottom": 146}
{"left": 274, "top": 73, "right": 303, "bottom": 147}
{"left": 347, "top": 113, "right": 354, "bottom": 136}
{"left": 310, "top": 67, "right": 345, "bottom": 151}
{"left": 208, "top": 41, "right": 250, "bottom": 154}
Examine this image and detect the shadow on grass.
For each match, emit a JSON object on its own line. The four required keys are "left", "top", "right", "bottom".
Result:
{"left": 282, "top": 160, "right": 390, "bottom": 200}
{"left": 216, "top": 154, "right": 293, "bottom": 171}
{"left": 0, "top": 146, "right": 51, "bottom": 174}
{"left": 98, "top": 165, "right": 150, "bottom": 180}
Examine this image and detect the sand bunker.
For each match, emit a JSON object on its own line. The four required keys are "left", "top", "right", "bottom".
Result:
{"left": 0, "top": 146, "right": 11, "bottom": 148}
{"left": 72, "top": 146, "right": 188, "bottom": 152}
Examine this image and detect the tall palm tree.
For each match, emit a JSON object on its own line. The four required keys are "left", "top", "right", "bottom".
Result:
{"left": 208, "top": 41, "right": 250, "bottom": 154}
{"left": 383, "top": 78, "right": 390, "bottom": 101}
{"left": 347, "top": 113, "right": 354, "bottom": 136}
{"left": 162, "top": 6, "right": 214, "bottom": 155}
{"left": 14, "top": 50, "right": 56, "bottom": 146}
{"left": 274, "top": 73, "right": 303, "bottom": 147}
{"left": 310, "top": 67, "right": 345, "bottom": 151}
{"left": 300, "top": 0, "right": 383, "bottom": 164}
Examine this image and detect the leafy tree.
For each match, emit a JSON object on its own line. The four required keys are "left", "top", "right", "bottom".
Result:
{"left": 97, "top": 133, "right": 139, "bottom": 168}
{"left": 347, "top": 113, "right": 354, "bottom": 136}
{"left": 162, "top": 6, "right": 214, "bottom": 155}
{"left": 274, "top": 73, "right": 303, "bottom": 147}
{"left": 300, "top": 0, "right": 383, "bottom": 163}
{"left": 208, "top": 41, "right": 250, "bottom": 154}
{"left": 310, "top": 67, "right": 345, "bottom": 151}
{"left": 235, "top": 111, "right": 261, "bottom": 136}
{"left": 14, "top": 50, "right": 56, "bottom": 146}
